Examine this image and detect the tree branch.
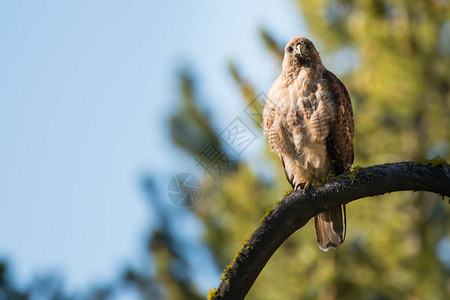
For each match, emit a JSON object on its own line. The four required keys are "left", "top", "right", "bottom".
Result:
{"left": 209, "top": 160, "right": 450, "bottom": 300}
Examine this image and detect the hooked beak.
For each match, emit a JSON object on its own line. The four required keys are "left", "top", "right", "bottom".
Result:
{"left": 296, "top": 44, "right": 303, "bottom": 57}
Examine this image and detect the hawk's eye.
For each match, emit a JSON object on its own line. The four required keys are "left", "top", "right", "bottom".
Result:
{"left": 287, "top": 46, "right": 293, "bottom": 53}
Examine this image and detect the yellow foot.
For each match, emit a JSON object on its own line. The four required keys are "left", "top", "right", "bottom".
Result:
{"left": 304, "top": 181, "right": 311, "bottom": 190}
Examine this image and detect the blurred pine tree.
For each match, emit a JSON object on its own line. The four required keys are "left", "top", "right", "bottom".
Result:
{"left": 167, "top": 1, "right": 450, "bottom": 299}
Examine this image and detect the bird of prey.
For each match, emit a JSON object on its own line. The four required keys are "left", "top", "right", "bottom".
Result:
{"left": 263, "top": 37, "right": 354, "bottom": 251}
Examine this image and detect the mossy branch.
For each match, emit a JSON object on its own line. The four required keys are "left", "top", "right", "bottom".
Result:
{"left": 208, "top": 160, "right": 450, "bottom": 300}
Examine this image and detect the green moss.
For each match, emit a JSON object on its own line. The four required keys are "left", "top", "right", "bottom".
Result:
{"left": 347, "top": 165, "right": 362, "bottom": 180}
{"left": 416, "top": 156, "right": 448, "bottom": 167}
{"left": 207, "top": 288, "right": 218, "bottom": 300}
{"left": 215, "top": 260, "right": 236, "bottom": 295}
{"left": 274, "top": 198, "right": 282, "bottom": 206}
{"left": 225, "top": 257, "right": 236, "bottom": 273}
{"left": 311, "top": 172, "right": 336, "bottom": 187}
{"left": 259, "top": 198, "right": 282, "bottom": 224}
{"left": 242, "top": 239, "right": 254, "bottom": 252}
{"left": 219, "top": 250, "right": 240, "bottom": 283}
{"left": 259, "top": 207, "right": 273, "bottom": 223}
{"left": 219, "top": 272, "right": 226, "bottom": 281}
{"left": 283, "top": 189, "right": 293, "bottom": 197}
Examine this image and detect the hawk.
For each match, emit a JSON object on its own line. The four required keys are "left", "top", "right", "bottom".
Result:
{"left": 263, "top": 37, "right": 354, "bottom": 251}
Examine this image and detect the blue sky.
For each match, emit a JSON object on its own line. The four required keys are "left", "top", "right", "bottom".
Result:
{"left": 0, "top": 0, "right": 307, "bottom": 296}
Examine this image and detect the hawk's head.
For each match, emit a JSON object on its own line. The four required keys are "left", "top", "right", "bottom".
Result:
{"left": 283, "top": 37, "right": 322, "bottom": 68}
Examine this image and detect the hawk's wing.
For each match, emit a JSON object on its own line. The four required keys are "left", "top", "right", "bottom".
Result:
{"left": 263, "top": 77, "right": 283, "bottom": 152}
{"left": 313, "top": 70, "right": 354, "bottom": 250}
{"left": 323, "top": 70, "right": 354, "bottom": 174}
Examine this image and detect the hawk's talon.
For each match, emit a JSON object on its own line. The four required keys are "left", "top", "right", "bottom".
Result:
{"left": 304, "top": 181, "right": 311, "bottom": 190}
